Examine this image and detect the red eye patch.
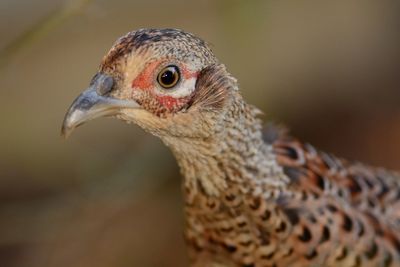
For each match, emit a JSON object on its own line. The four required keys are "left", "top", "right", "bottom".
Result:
{"left": 155, "top": 95, "right": 189, "bottom": 110}
{"left": 131, "top": 60, "right": 199, "bottom": 113}
{"left": 131, "top": 61, "right": 160, "bottom": 90}
{"left": 131, "top": 60, "right": 198, "bottom": 90}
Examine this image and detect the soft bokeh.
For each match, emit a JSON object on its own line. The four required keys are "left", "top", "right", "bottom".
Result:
{"left": 1, "top": 1, "right": 400, "bottom": 266}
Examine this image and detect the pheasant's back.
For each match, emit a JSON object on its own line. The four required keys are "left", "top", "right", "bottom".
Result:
{"left": 271, "top": 128, "right": 400, "bottom": 267}
{"left": 184, "top": 125, "right": 400, "bottom": 267}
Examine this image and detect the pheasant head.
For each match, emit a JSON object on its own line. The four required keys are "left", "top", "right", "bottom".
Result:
{"left": 62, "top": 29, "right": 243, "bottom": 140}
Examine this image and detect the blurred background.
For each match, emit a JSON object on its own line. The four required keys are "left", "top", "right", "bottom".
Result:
{"left": 1, "top": 1, "right": 400, "bottom": 266}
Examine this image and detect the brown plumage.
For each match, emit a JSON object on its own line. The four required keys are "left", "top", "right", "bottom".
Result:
{"left": 62, "top": 28, "right": 400, "bottom": 267}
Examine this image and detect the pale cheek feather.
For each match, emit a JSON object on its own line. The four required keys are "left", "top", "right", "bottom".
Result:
{"left": 156, "top": 77, "right": 197, "bottom": 98}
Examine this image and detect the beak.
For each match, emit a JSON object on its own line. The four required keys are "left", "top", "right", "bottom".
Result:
{"left": 61, "top": 73, "right": 140, "bottom": 138}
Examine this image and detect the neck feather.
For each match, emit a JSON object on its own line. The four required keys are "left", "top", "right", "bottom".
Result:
{"left": 162, "top": 94, "right": 288, "bottom": 196}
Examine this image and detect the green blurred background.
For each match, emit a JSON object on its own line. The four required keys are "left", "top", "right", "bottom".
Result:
{"left": 1, "top": 1, "right": 400, "bottom": 266}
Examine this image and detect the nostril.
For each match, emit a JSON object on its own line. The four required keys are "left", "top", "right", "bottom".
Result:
{"left": 95, "top": 74, "right": 115, "bottom": 96}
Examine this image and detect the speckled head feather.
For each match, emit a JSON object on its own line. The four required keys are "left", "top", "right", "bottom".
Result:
{"left": 100, "top": 28, "right": 216, "bottom": 73}
{"left": 96, "top": 29, "right": 234, "bottom": 119}
{"left": 91, "top": 28, "right": 240, "bottom": 141}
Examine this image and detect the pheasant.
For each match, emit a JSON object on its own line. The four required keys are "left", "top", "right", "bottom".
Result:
{"left": 61, "top": 28, "right": 400, "bottom": 267}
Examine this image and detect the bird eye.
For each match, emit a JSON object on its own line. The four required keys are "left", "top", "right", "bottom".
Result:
{"left": 157, "top": 65, "right": 180, "bottom": 89}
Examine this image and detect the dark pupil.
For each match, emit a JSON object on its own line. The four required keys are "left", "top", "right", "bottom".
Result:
{"left": 161, "top": 69, "right": 175, "bottom": 85}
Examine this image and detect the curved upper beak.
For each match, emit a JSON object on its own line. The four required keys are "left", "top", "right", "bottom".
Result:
{"left": 61, "top": 73, "right": 140, "bottom": 138}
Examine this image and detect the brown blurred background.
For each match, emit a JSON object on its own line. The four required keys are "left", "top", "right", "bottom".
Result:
{"left": 1, "top": 1, "right": 400, "bottom": 266}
